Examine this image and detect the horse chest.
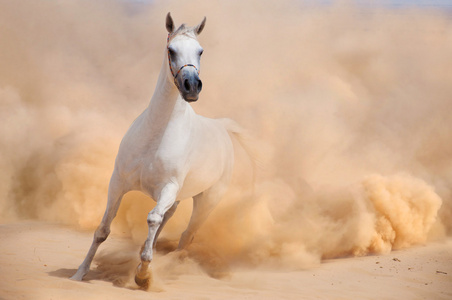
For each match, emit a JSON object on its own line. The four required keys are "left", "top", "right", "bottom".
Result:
{"left": 141, "top": 130, "right": 230, "bottom": 200}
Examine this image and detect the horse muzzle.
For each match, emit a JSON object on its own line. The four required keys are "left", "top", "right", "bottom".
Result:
{"left": 177, "top": 72, "right": 202, "bottom": 102}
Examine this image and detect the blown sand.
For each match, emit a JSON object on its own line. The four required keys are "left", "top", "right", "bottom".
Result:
{"left": 0, "top": 0, "right": 451, "bottom": 299}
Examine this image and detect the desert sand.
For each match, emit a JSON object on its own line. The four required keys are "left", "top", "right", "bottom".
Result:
{"left": 0, "top": 221, "right": 450, "bottom": 300}
{"left": 1, "top": 1, "right": 452, "bottom": 299}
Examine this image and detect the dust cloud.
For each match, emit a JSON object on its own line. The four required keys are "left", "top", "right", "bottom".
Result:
{"left": 1, "top": 0, "right": 451, "bottom": 274}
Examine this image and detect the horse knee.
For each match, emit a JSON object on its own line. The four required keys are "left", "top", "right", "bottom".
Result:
{"left": 147, "top": 212, "right": 163, "bottom": 228}
{"left": 94, "top": 226, "right": 110, "bottom": 243}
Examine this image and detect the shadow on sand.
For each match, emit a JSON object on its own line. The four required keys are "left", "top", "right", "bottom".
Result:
{"left": 48, "top": 238, "right": 230, "bottom": 290}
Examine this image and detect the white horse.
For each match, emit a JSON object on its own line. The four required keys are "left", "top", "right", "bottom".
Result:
{"left": 70, "top": 13, "right": 253, "bottom": 288}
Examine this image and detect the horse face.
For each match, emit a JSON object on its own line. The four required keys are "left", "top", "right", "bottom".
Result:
{"left": 166, "top": 13, "right": 206, "bottom": 103}
{"left": 167, "top": 36, "right": 204, "bottom": 102}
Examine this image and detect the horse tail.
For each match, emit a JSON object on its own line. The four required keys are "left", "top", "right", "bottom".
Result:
{"left": 220, "top": 118, "right": 262, "bottom": 187}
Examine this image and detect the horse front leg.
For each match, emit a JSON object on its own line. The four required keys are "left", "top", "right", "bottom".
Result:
{"left": 71, "top": 173, "right": 125, "bottom": 281}
{"left": 135, "top": 183, "right": 179, "bottom": 289}
{"left": 153, "top": 201, "right": 179, "bottom": 248}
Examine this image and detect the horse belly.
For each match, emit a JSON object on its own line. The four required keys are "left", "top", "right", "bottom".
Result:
{"left": 177, "top": 142, "right": 232, "bottom": 200}
{"left": 177, "top": 166, "right": 223, "bottom": 200}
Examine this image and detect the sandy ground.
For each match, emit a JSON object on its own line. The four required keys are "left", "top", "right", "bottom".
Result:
{"left": 0, "top": 222, "right": 450, "bottom": 300}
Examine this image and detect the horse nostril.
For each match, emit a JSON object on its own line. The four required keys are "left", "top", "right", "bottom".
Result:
{"left": 197, "top": 79, "right": 202, "bottom": 93}
{"left": 184, "top": 79, "right": 190, "bottom": 92}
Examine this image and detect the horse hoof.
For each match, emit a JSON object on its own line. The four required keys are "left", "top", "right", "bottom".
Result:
{"left": 70, "top": 270, "right": 85, "bottom": 281}
{"left": 135, "top": 274, "right": 151, "bottom": 289}
{"left": 70, "top": 275, "right": 82, "bottom": 281}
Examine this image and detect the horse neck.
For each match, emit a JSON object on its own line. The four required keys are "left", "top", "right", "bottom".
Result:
{"left": 145, "top": 54, "right": 189, "bottom": 130}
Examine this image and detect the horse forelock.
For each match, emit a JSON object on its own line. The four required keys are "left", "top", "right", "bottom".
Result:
{"left": 168, "top": 23, "right": 198, "bottom": 42}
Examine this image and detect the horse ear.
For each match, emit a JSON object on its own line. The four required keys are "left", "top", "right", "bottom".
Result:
{"left": 166, "top": 12, "right": 175, "bottom": 33}
{"left": 195, "top": 16, "right": 206, "bottom": 35}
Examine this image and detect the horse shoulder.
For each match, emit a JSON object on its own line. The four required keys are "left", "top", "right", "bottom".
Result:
{"left": 114, "top": 110, "right": 159, "bottom": 189}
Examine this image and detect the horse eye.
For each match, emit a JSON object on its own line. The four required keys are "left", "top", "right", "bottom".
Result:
{"left": 168, "top": 48, "right": 176, "bottom": 57}
{"left": 199, "top": 49, "right": 204, "bottom": 56}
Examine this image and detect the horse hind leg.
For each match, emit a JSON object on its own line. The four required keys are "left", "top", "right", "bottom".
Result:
{"left": 70, "top": 174, "right": 125, "bottom": 281}
{"left": 178, "top": 181, "right": 228, "bottom": 250}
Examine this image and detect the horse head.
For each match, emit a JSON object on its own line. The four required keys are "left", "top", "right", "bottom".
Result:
{"left": 166, "top": 13, "right": 206, "bottom": 102}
